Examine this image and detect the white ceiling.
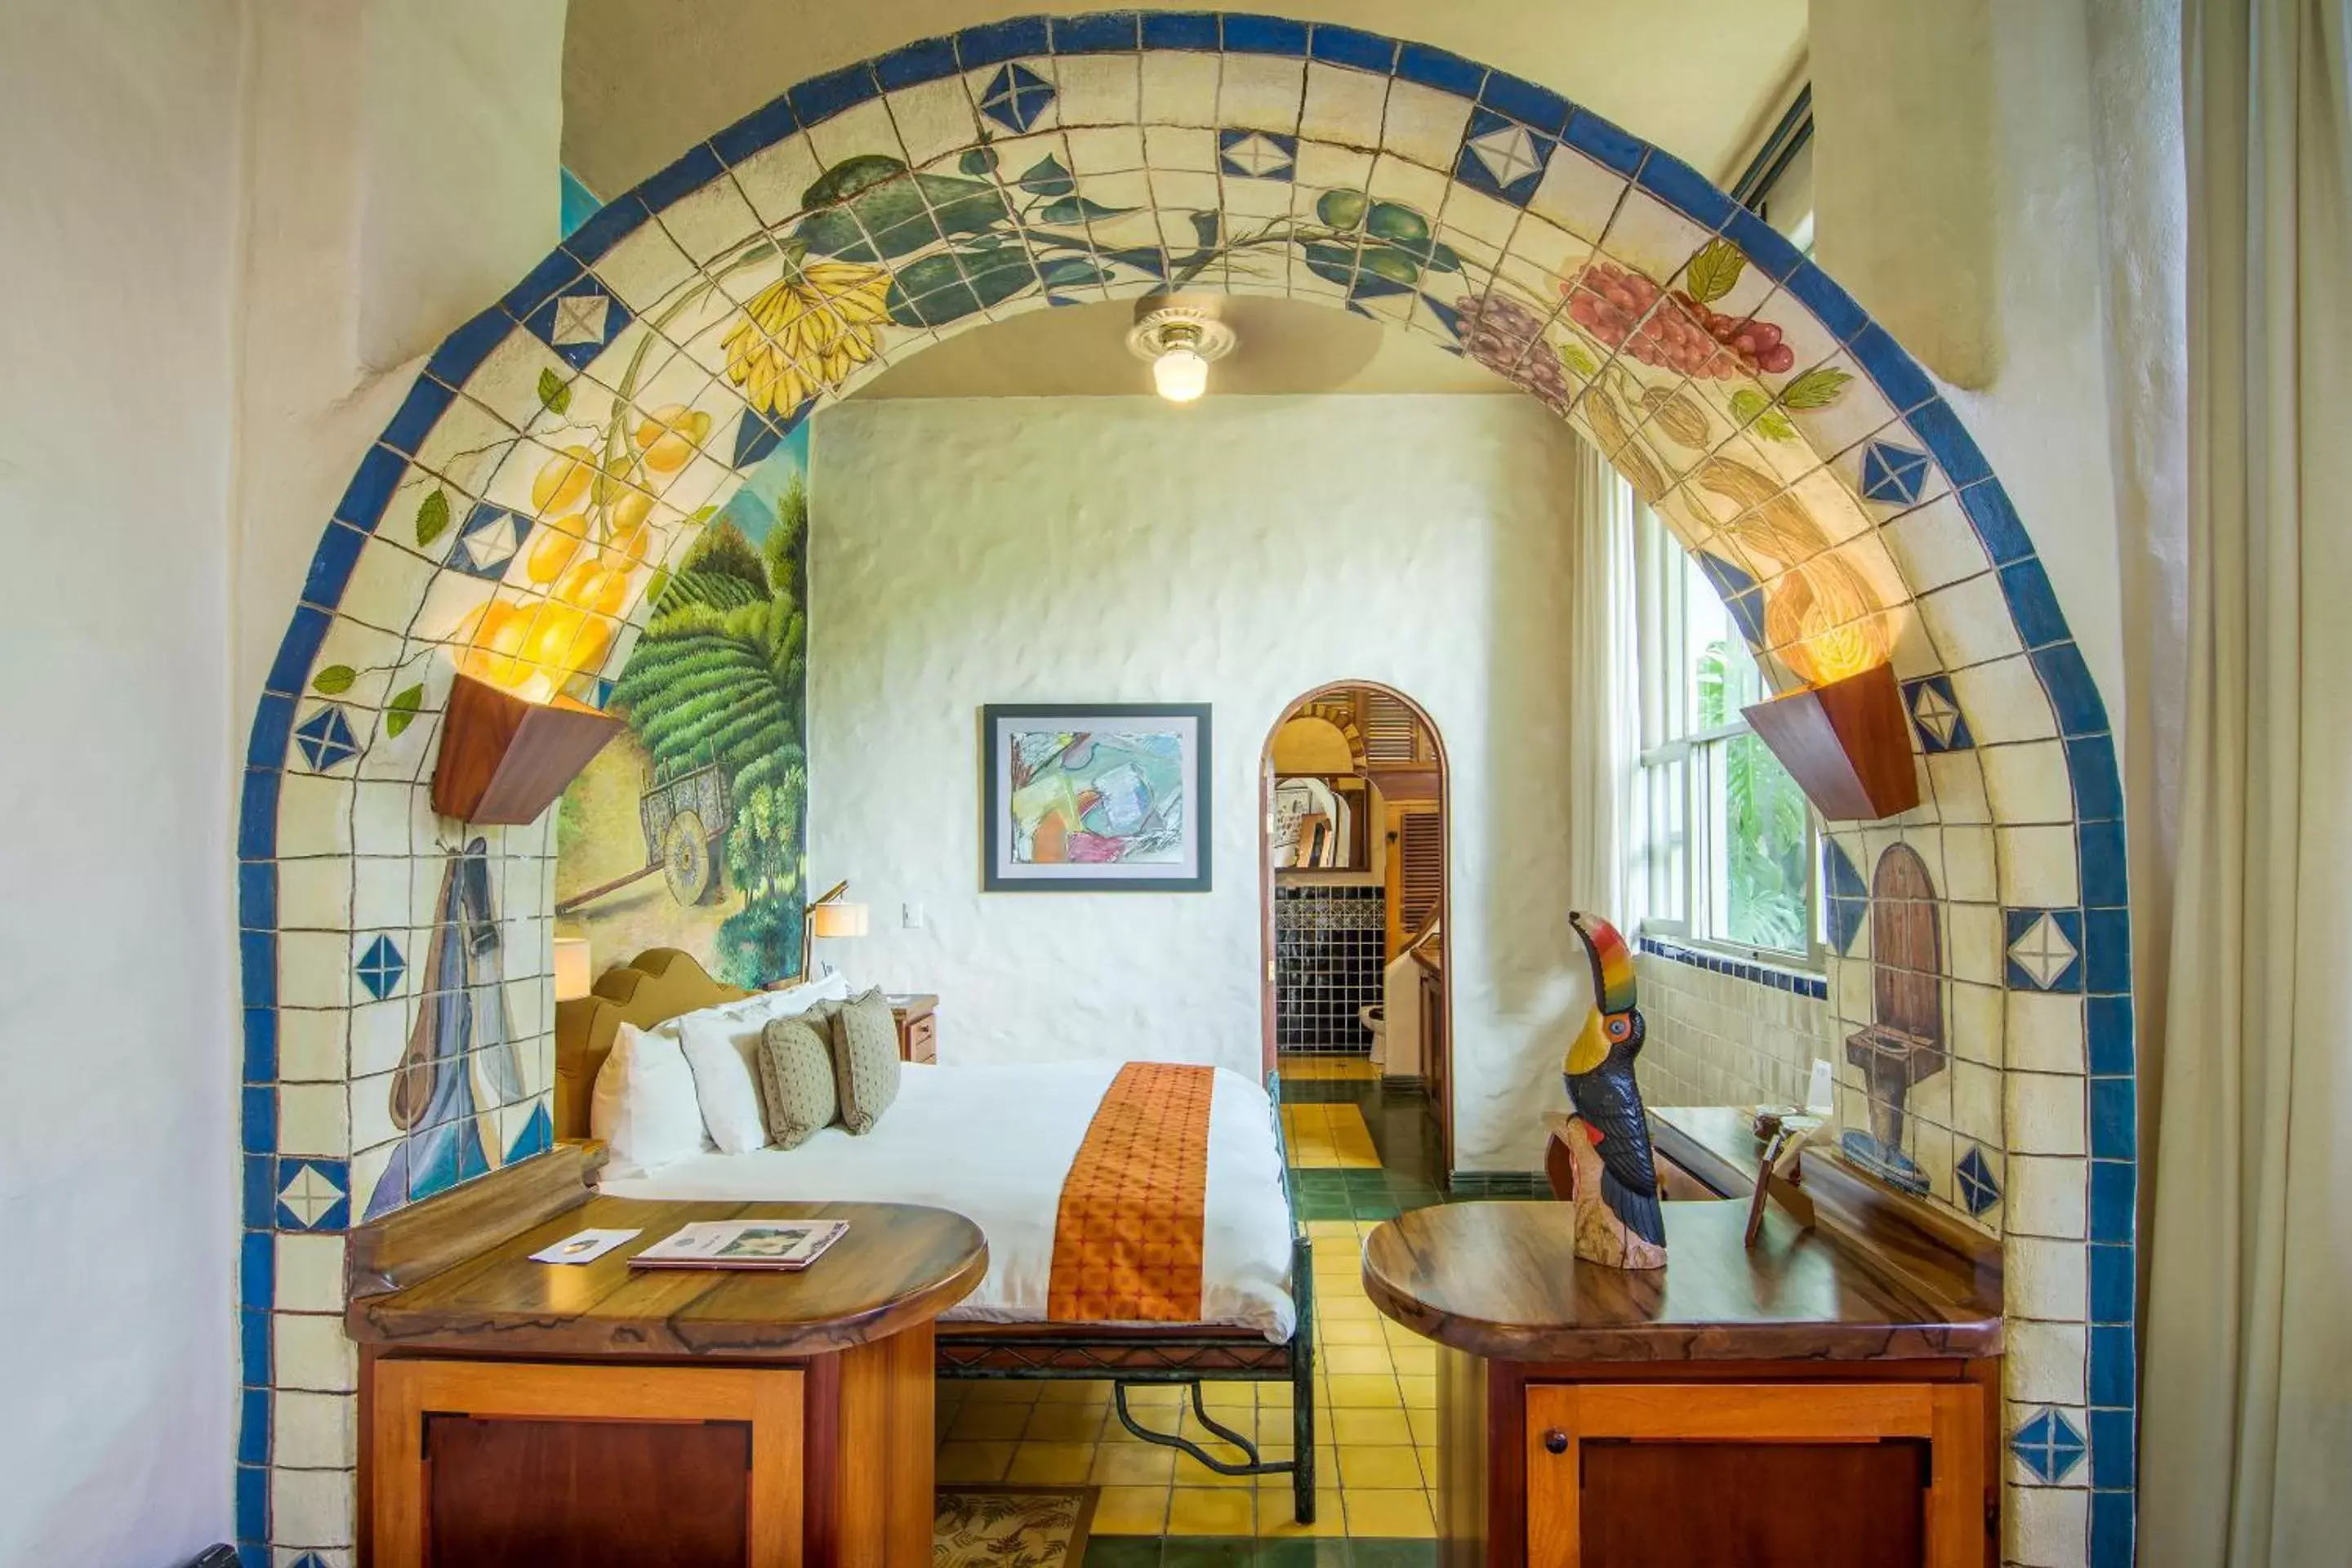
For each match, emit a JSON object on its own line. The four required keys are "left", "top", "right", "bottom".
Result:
{"left": 562, "top": 0, "right": 1807, "bottom": 399}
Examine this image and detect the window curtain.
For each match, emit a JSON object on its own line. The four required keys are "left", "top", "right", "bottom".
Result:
{"left": 1561, "top": 441, "right": 1641, "bottom": 928}
{"left": 2140, "top": 2, "right": 2351, "bottom": 1562}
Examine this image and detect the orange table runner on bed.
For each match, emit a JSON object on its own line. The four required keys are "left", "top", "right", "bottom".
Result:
{"left": 1047, "top": 1062, "right": 1215, "bottom": 1322}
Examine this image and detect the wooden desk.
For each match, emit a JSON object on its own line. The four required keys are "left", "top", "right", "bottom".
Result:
{"left": 1363, "top": 1200, "right": 1999, "bottom": 1568}
{"left": 349, "top": 1152, "right": 986, "bottom": 1568}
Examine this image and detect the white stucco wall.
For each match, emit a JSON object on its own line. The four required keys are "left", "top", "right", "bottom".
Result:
{"left": 809, "top": 394, "right": 1589, "bottom": 1171}
{"left": 1814, "top": 0, "right": 2179, "bottom": 773}
{"left": 233, "top": 0, "right": 564, "bottom": 723}
{"left": 0, "top": 2, "right": 244, "bottom": 1561}
{"left": 0, "top": 3, "right": 564, "bottom": 1560}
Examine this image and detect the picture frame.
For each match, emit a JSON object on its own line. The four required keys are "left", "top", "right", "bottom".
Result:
{"left": 980, "top": 704, "right": 1212, "bottom": 892}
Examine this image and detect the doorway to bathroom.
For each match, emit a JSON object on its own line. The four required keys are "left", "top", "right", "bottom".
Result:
{"left": 1258, "top": 681, "right": 1454, "bottom": 1196}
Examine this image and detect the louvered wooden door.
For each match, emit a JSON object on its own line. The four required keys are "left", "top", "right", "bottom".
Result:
{"left": 1397, "top": 813, "right": 1443, "bottom": 931}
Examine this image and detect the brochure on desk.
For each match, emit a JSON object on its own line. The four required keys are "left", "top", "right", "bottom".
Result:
{"left": 629, "top": 1218, "right": 849, "bottom": 1271}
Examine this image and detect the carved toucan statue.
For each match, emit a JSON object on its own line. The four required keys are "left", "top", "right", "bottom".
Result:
{"left": 1560, "top": 910, "right": 1667, "bottom": 1268}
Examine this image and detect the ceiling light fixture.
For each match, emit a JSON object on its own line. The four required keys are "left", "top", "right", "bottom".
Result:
{"left": 1127, "top": 296, "right": 1236, "bottom": 403}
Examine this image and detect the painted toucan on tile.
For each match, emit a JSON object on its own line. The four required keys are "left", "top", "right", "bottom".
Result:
{"left": 1561, "top": 910, "right": 1667, "bottom": 1267}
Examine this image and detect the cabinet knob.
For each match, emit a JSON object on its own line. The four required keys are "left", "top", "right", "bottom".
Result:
{"left": 1542, "top": 1428, "right": 1569, "bottom": 1455}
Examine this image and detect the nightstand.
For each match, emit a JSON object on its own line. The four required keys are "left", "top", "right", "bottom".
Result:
{"left": 888, "top": 994, "right": 938, "bottom": 1062}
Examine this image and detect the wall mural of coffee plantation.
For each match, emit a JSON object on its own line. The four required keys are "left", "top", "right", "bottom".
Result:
{"left": 554, "top": 424, "right": 809, "bottom": 988}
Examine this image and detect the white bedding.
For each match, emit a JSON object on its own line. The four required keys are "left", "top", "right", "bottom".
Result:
{"left": 600, "top": 1060, "right": 1298, "bottom": 1342}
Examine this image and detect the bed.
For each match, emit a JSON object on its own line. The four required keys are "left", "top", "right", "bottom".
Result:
{"left": 555, "top": 947, "right": 1317, "bottom": 1522}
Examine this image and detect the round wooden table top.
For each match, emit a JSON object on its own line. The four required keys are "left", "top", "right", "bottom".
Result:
{"left": 351, "top": 1198, "right": 991, "bottom": 1360}
{"left": 1361, "top": 1200, "right": 2000, "bottom": 1364}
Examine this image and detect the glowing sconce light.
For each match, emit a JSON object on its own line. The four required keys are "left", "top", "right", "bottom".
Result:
{"left": 1128, "top": 296, "right": 1236, "bottom": 404}
{"left": 1739, "top": 565, "right": 1916, "bottom": 822}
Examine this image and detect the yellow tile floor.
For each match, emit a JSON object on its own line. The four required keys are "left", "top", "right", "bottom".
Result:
{"left": 933, "top": 1219, "right": 1441, "bottom": 1540}
{"left": 1280, "top": 1103, "right": 1383, "bottom": 1169}
{"left": 1276, "top": 1056, "right": 1380, "bottom": 1083}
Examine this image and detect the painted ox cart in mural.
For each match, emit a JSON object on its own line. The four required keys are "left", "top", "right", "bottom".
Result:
{"left": 555, "top": 753, "right": 736, "bottom": 915}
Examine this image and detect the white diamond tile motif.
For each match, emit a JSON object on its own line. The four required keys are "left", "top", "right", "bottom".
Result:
{"left": 550, "top": 293, "right": 611, "bottom": 347}
{"left": 1466, "top": 123, "right": 1543, "bottom": 189}
{"left": 1222, "top": 131, "right": 1291, "bottom": 177}
{"left": 2008, "top": 912, "right": 2079, "bottom": 990}
{"left": 278, "top": 1165, "right": 343, "bottom": 1228}
{"left": 1912, "top": 682, "right": 1962, "bottom": 747}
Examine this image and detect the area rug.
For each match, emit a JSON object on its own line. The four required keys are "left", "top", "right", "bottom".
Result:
{"left": 933, "top": 1485, "right": 1098, "bottom": 1566}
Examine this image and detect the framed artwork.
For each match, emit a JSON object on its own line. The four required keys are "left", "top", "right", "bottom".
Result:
{"left": 981, "top": 704, "right": 1212, "bottom": 892}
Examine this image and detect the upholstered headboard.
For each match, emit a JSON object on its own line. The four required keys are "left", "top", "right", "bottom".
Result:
{"left": 554, "top": 947, "right": 756, "bottom": 1141}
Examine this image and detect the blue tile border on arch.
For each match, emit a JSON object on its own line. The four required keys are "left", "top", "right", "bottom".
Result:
{"left": 229, "top": 16, "right": 2144, "bottom": 1559}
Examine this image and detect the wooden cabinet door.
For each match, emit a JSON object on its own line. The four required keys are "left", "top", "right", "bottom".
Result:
{"left": 371, "top": 1359, "right": 805, "bottom": 1567}
{"left": 1525, "top": 1382, "right": 1983, "bottom": 1568}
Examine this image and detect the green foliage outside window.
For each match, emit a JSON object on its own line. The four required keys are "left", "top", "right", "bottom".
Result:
{"left": 1698, "top": 639, "right": 1811, "bottom": 953}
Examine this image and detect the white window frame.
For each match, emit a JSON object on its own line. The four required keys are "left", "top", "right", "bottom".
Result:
{"left": 1634, "top": 506, "right": 1824, "bottom": 973}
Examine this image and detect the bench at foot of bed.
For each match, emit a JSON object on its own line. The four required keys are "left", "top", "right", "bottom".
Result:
{"left": 933, "top": 1233, "right": 1319, "bottom": 1524}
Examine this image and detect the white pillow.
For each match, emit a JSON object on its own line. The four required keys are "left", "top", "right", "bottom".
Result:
{"left": 677, "top": 973, "right": 855, "bottom": 1154}
{"left": 589, "top": 1022, "right": 710, "bottom": 1176}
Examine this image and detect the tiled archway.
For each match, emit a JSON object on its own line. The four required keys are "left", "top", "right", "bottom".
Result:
{"left": 234, "top": 16, "right": 2135, "bottom": 1565}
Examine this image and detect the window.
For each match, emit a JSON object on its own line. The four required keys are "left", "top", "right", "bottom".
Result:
{"left": 1635, "top": 504, "right": 1822, "bottom": 966}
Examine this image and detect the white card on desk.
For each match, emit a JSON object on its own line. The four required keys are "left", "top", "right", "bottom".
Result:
{"left": 530, "top": 1228, "right": 640, "bottom": 1265}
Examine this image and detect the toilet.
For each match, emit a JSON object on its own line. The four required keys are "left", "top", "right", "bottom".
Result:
{"left": 1360, "top": 1004, "right": 1386, "bottom": 1072}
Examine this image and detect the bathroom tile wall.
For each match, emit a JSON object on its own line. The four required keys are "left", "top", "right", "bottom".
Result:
{"left": 1275, "top": 884, "right": 1385, "bottom": 1054}
{"left": 234, "top": 16, "right": 2138, "bottom": 1564}
{"left": 1634, "top": 946, "right": 1830, "bottom": 1111}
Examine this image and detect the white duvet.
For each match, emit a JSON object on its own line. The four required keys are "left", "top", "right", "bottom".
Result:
{"left": 599, "top": 1060, "right": 1298, "bottom": 1342}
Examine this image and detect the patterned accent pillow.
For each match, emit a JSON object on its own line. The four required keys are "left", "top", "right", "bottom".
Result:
{"left": 755, "top": 1013, "right": 839, "bottom": 1149}
{"left": 830, "top": 987, "right": 902, "bottom": 1134}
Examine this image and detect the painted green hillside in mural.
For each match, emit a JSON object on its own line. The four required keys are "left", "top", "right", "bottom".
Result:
{"left": 555, "top": 427, "right": 810, "bottom": 987}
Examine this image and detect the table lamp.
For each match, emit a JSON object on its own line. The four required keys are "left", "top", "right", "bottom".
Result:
{"left": 552, "top": 936, "right": 593, "bottom": 1003}
{"left": 800, "top": 880, "right": 868, "bottom": 980}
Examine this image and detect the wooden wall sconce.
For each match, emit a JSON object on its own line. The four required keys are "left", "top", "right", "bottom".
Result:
{"left": 1739, "top": 662, "right": 1919, "bottom": 822}
{"left": 430, "top": 673, "right": 623, "bottom": 825}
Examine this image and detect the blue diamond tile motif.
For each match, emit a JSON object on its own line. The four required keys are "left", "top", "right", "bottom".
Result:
{"left": 356, "top": 934, "right": 407, "bottom": 1000}
{"left": 1824, "top": 838, "right": 1869, "bottom": 956}
{"left": 2006, "top": 907, "right": 2085, "bottom": 992}
{"left": 1454, "top": 106, "right": 1554, "bottom": 204}
{"left": 291, "top": 704, "right": 359, "bottom": 773}
{"left": 978, "top": 63, "right": 1055, "bottom": 132}
{"left": 523, "top": 278, "right": 632, "bottom": 369}
{"left": 1218, "top": 128, "right": 1296, "bottom": 180}
{"left": 1902, "top": 675, "right": 1973, "bottom": 753}
{"left": 1956, "top": 1143, "right": 2002, "bottom": 1216}
{"left": 276, "top": 1158, "right": 350, "bottom": 1233}
{"left": 2011, "top": 1407, "right": 2088, "bottom": 1483}
{"left": 451, "top": 503, "right": 528, "bottom": 578}
{"left": 1860, "top": 439, "right": 1932, "bottom": 506}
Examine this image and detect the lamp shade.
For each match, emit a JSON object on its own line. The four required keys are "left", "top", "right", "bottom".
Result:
{"left": 552, "top": 937, "right": 593, "bottom": 1002}
{"left": 809, "top": 902, "right": 869, "bottom": 939}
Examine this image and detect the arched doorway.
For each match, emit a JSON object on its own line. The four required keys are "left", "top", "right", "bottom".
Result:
{"left": 1259, "top": 681, "right": 1452, "bottom": 1173}
{"left": 230, "top": 16, "right": 2139, "bottom": 1559}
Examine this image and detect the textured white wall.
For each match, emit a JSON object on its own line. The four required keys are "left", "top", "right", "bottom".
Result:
{"left": 0, "top": 1, "right": 243, "bottom": 1561}
{"left": 810, "top": 394, "right": 1590, "bottom": 1171}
